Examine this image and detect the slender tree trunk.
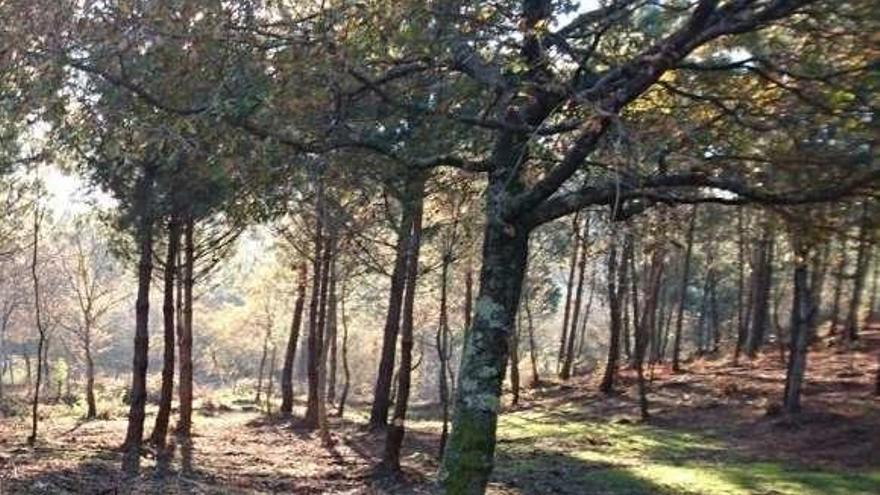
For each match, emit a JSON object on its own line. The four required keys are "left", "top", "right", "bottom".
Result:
{"left": 382, "top": 176, "right": 424, "bottom": 472}
{"left": 575, "top": 269, "right": 597, "bottom": 366}
{"left": 151, "top": 216, "right": 179, "bottom": 447}
{"left": 369, "top": 192, "right": 413, "bottom": 429}
{"left": 557, "top": 212, "right": 581, "bottom": 373}
{"left": 122, "top": 164, "right": 156, "bottom": 474}
{"left": 281, "top": 263, "right": 306, "bottom": 417}
{"left": 314, "top": 234, "right": 333, "bottom": 441}
{"left": 265, "top": 344, "right": 276, "bottom": 415}
{"left": 336, "top": 288, "right": 351, "bottom": 418}
{"left": 524, "top": 296, "right": 540, "bottom": 387}
{"left": 28, "top": 206, "right": 45, "bottom": 445}
{"left": 636, "top": 249, "right": 665, "bottom": 420}
{"left": 747, "top": 226, "right": 774, "bottom": 357}
{"left": 672, "top": 205, "right": 697, "bottom": 372}
{"left": 509, "top": 318, "right": 521, "bottom": 406}
{"left": 436, "top": 254, "right": 452, "bottom": 456}
{"left": 600, "top": 233, "right": 626, "bottom": 394}
{"left": 622, "top": 283, "right": 631, "bottom": 360}
{"left": 784, "top": 241, "right": 813, "bottom": 414}
{"left": 85, "top": 347, "right": 96, "bottom": 419}
{"left": 255, "top": 322, "right": 271, "bottom": 404}
{"left": 326, "top": 257, "right": 338, "bottom": 404}
{"left": 561, "top": 215, "right": 589, "bottom": 379}
{"left": 867, "top": 248, "right": 879, "bottom": 321}
{"left": 304, "top": 181, "right": 326, "bottom": 428}
{"left": 177, "top": 216, "right": 195, "bottom": 438}
{"left": 830, "top": 237, "right": 848, "bottom": 336}
{"left": 734, "top": 208, "right": 748, "bottom": 364}
{"left": 845, "top": 202, "right": 871, "bottom": 342}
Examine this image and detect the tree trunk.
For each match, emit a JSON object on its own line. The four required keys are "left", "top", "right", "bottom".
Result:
{"left": 672, "top": 205, "right": 697, "bottom": 372}
{"left": 636, "top": 248, "right": 665, "bottom": 420}
{"left": 830, "top": 236, "right": 849, "bottom": 336}
{"left": 326, "top": 256, "right": 338, "bottom": 404}
{"left": 845, "top": 202, "right": 871, "bottom": 342}
{"left": 304, "top": 180, "right": 326, "bottom": 429}
{"left": 436, "top": 254, "right": 451, "bottom": 456}
{"left": 122, "top": 164, "right": 156, "bottom": 474}
{"left": 600, "top": 232, "right": 626, "bottom": 394}
{"left": 557, "top": 212, "right": 581, "bottom": 373}
{"left": 280, "top": 263, "right": 306, "bottom": 417}
{"left": 84, "top": 346, "right": 96, "bottom": 419}
{"left": 783, "top": 241, "right": 813, "bottom": 414}
{"left": 151, "top": 216, "right": 179, "bottom": 447}
{"left": 509, "top": 318, "right": 521, "bottom": 407}
{"left": 336, "top": 287, "right": 351, "bottom": 418}
{"left": 734, "top": 208, "right": 748, "bottom": 364}
{"left": 381, "top": 176, "right": 424, "bottom": 472}
{"left": 177, "top": 216, "right": 195, "bottom": 438}
{"left": 28, "top": 206, "right": 45, "bottom": 445}
{"left": 440, "top": 212, "right": 530, "bottom": 493}
{"left": 369, "top": 190, "right": 414, "bottom": 429}
{"left": 747, "top": 225, "right": 774, "bottom": 357}
{"left": 265, "top": 344, "right": 276, "bottom": 414}
{"left": 524, "top": 295, "right": 540, "bottom": 387}
{"left": 255, "top": 321, "right": 271, "bottom": 404}
{"left": 560, "top": 214, "right": 589, "bottom": 379}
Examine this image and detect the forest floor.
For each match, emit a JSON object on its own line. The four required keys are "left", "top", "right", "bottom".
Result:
{"left": 1, "top": 327, "right": 879, "bottom": 494}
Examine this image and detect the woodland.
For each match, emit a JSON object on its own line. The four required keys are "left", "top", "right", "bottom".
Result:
{"left": 0, "top": 1, "right": 879, "bottom": 494}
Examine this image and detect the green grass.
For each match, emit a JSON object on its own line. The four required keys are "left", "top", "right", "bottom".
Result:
{"left": 490, "top": 408, "right": 880, "bottom": 495}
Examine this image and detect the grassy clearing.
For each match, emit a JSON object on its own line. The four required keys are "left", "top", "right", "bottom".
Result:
{"left": 490, "top": 407, "right": 880, "bottom": 495}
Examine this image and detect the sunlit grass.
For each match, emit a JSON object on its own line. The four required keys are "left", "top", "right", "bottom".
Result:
{"left": 490, "top": 407, "right": 880, "bottom": 495}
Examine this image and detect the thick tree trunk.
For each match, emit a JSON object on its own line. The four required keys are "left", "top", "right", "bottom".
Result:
{"left": 672, "top": 205, "right": 697, "bottom": 372}
{"left": 177, "top": 216, "right": 195, "bottom": 438}
{"left": 280, "top": 263, "right": 306, "bottom": 417}
{"left": 440, "top": 214, "right": 529, "bottom": 494}
{"left": 369, "top": 196, "right": 413, "bottom": 429}
{"left": 557, "top": 212, "right": 581, "bottom": 373}
{"left": 122, "top": 164, "right": 156, "bottom": 474}
{"left": 382, "top": 177, "right": 424, "bottom": 472}
{"left": 560, "top": 215, "right": 589, "bottom": 379}
{"left": 151, "top": 217, "right": 179, "bottom": 447}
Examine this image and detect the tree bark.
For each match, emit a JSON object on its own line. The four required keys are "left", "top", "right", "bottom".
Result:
{"left": 28, "top": 206, "right": 45, "bottom": 445}
{"left": 177, "top": 216, "right": 195, "bottom": 438}
{"left": 560, "top": 214, "right": 589, "bottom": 379}
{"left": 382, "top": 176, "right": 424, "bottom": 472}
{"left": 122, "top": 164, "right": 156, "bottom": 474}
{"left": 557, "top": 212, "right": 581, "bottom": 373}
{"left": 509, "top": 318, "right": 521, "bottom": 406}
{"left": 436, "top": 254, "right": 452, "bottom": 456}
{"left": 440, "top": 212, "right": 530, "bottom": 493}
{"left": 524, "top": 295, "right": 540, "bottom": 387}
{"left": 600, "top": 232, "right": 626, "bottom": 394}
{"left": 830, "top": 236, "right": 849, "bottom": 336}
{"left": 734, "top": 208, "right": 748, "bottom": 364}
{"left": 150, "top": 216, "right": 179, "bottom": 447}
{"left": 783, "top": 241, "right": 813, "bottom": 414}
{"left": 369, "top": 190, "right": 413, "bottom": 429}
{"left": 326, "top": 256, "right": 338, "bottom": 404}
{"left": 747, "top": 225, "right": 774, "bottom": 357}
{"left": 636, "top": 248, "right": 665, "bottom": 420}
{"left": 304, "top": 180, "right": 326, "bottom": 429}
{"left": 336, "top": 287, "right": 351, "bottom": 417}
{"left": 672, "top": 205, "right": 697, "bottom": 372}
{"left": 280, "top": 263, "right": 306, "bottom": 417}
{"left": 845, "top": 201, "right": 871, "bottom": 342}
